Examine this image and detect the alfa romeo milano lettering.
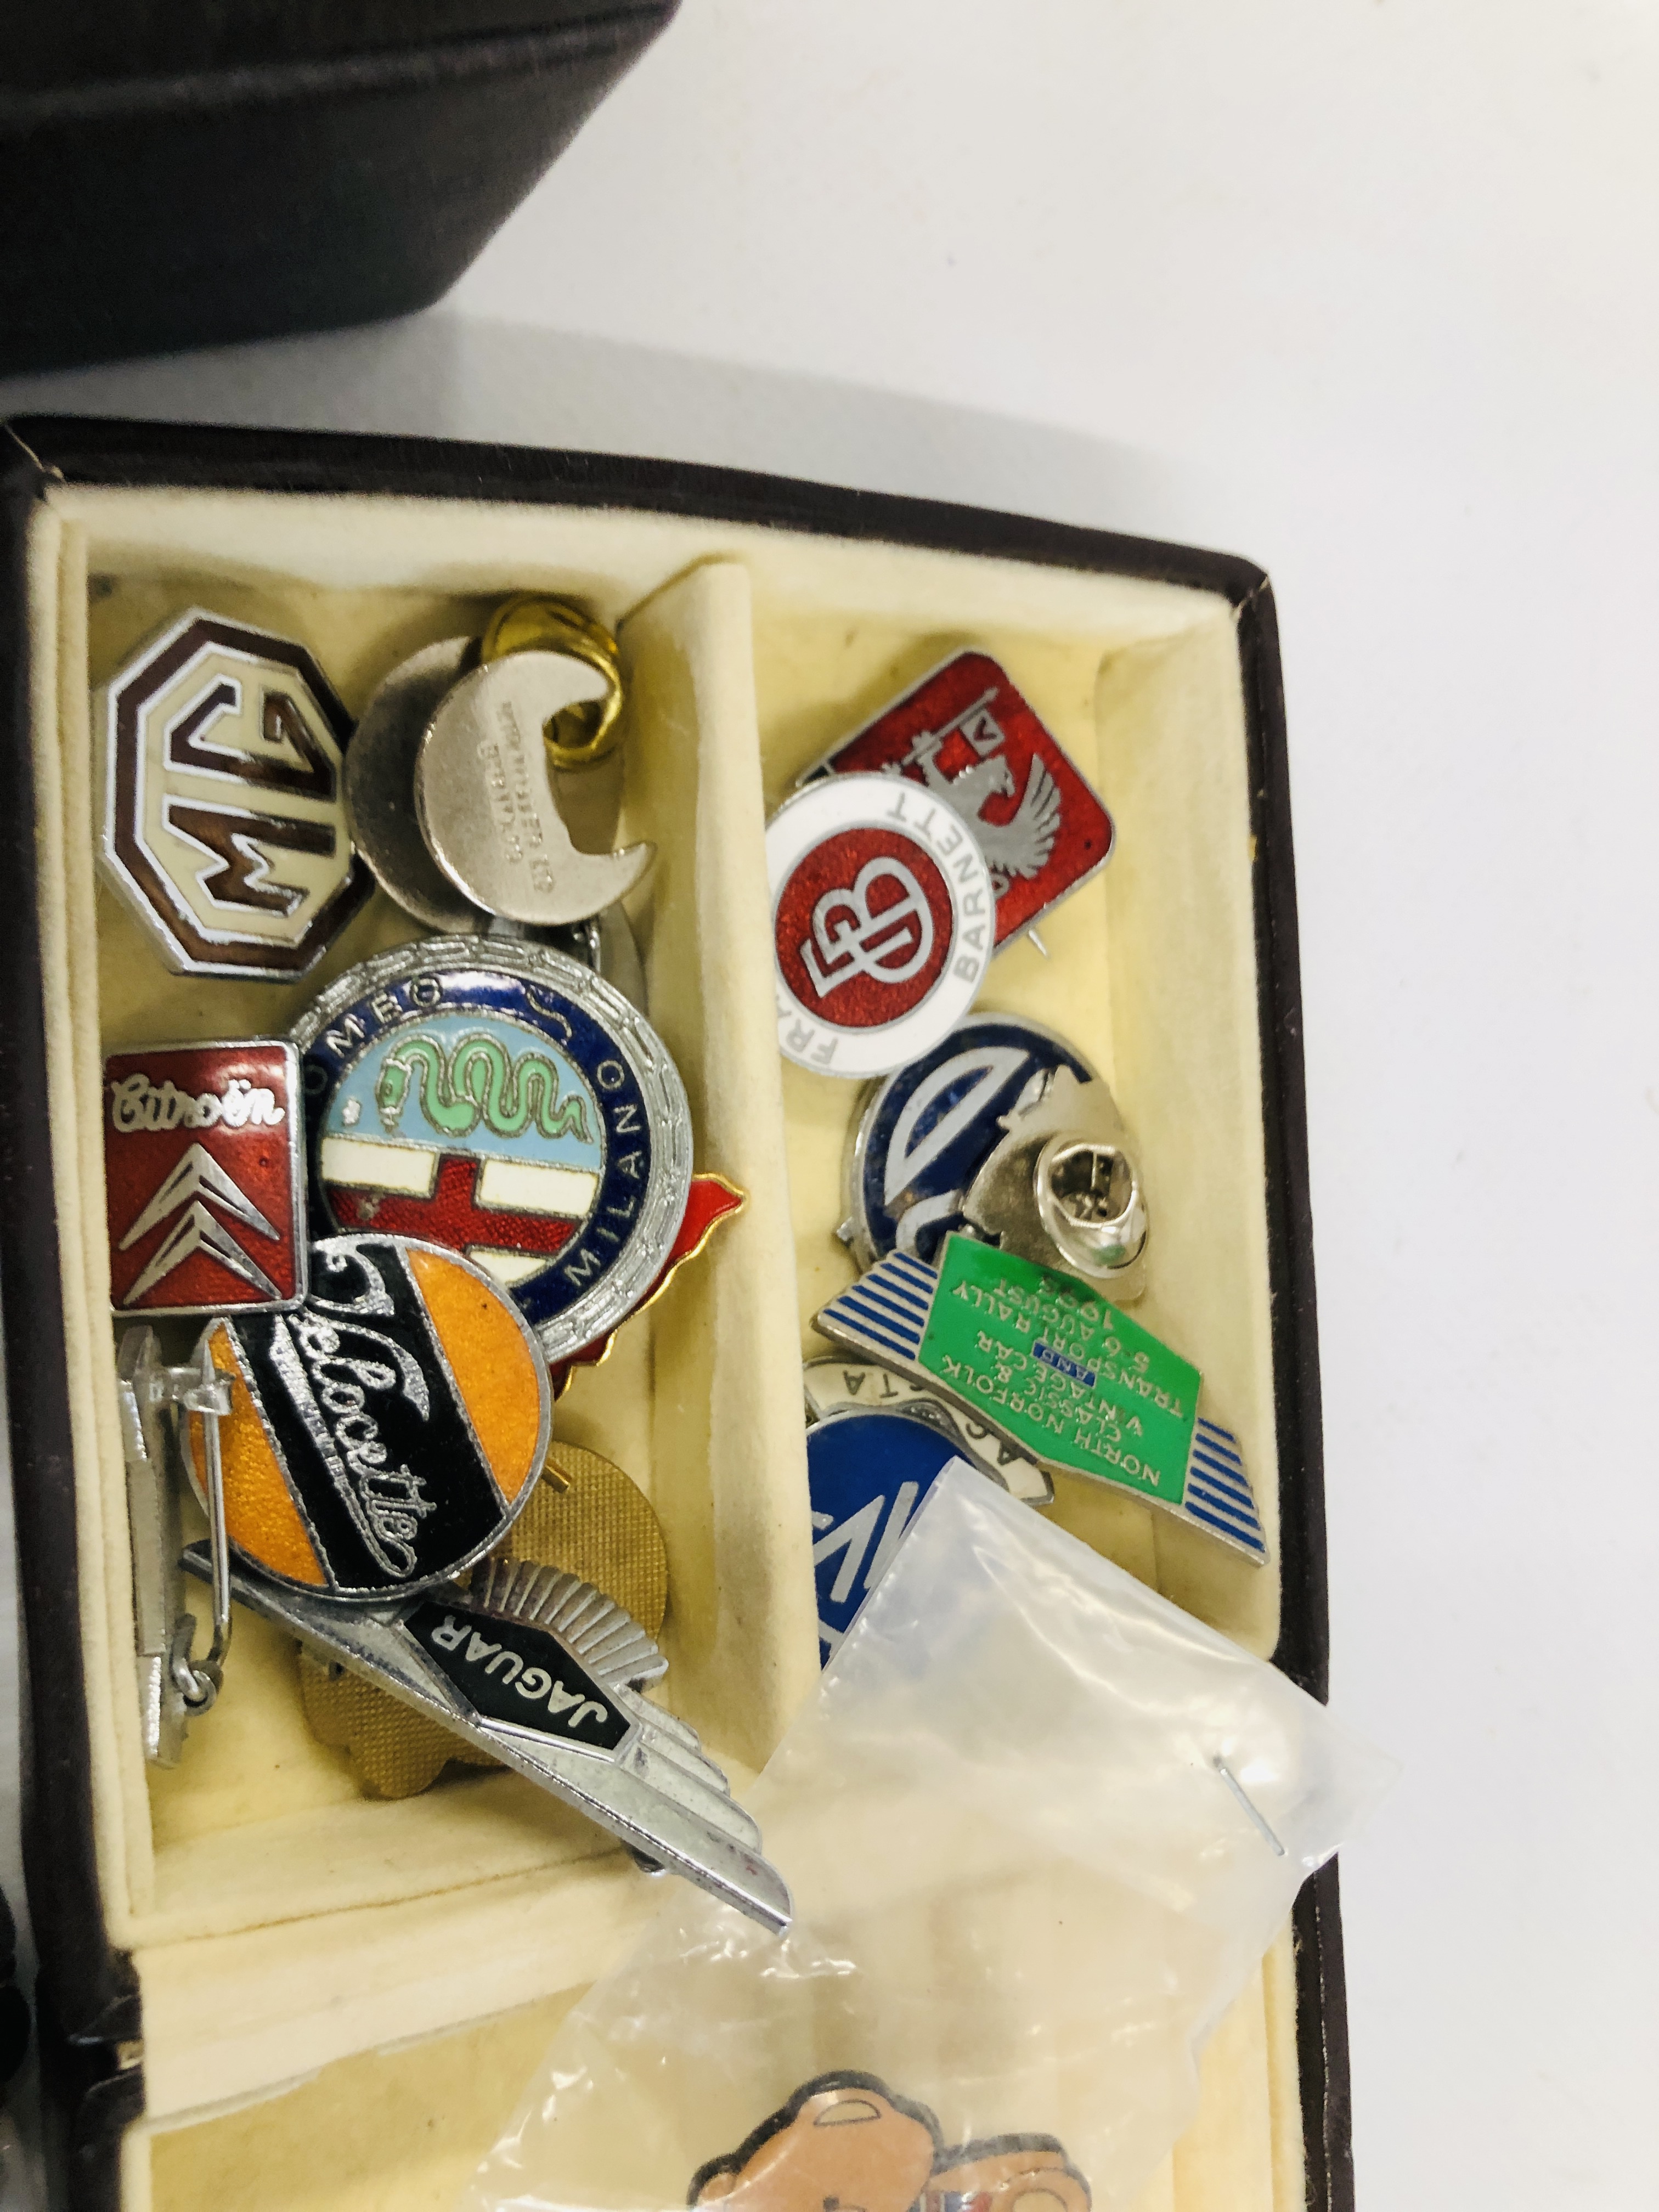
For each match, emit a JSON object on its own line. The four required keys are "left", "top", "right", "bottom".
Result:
{"left": 292, "top": 940, "right": 692, "bottom": 1362}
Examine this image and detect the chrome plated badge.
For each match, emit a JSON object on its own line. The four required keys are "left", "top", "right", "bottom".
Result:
{"left": 799, "top": 650, "right": 1115, "bottom": 951}
{"left": 843, "top": 1014, "right": 1096, "bottom": 1269}
{"left": 183, "top": 1234, "right": 552, "bottom": 1599}
{"left": 104, "top": 1040, "right": 306, "bottom": 1316}
{"left": 963, "top": 1068, "right": 1149, "bottom": 1302}
{"left": 766, "top": 772, "right": 994, "bottom": 1078}
{"left": 292, "top": 939, "right": 692, "bottom": 1362}
{"left": 100, "top": 609, "right": 370, "bottom": 979}
{"left": 415, "top": 653, "right": 655, "bottom": 926}
{"left": 344, "top": 636, "right": 484, "bottom": 933}
{"left": 188, "top": 1551, "right": 793, "bottom": 1931}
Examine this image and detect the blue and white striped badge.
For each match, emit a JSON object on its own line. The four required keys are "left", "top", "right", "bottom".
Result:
{"left": 815, "top": 1243, "right": 1268, "bottom": 1564}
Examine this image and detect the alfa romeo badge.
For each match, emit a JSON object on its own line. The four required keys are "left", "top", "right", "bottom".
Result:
{"left": 104, "top": 1040, "right": 304, "bottom": 1314}
{"left": 291, "top": 939, "right": 692, "bottom": 1361}
{"left": 766, "top": 771, "right": 994, "bottom": 1078}
{"left": 100, "top": 609, "right": 369, "bottom": 979}
{"left": 801, "top": 651, "right": 1115, "bottom": 948}
{"left": 843, "top": 1013, "right": 1096, "bottom": 1268}
{"left": 184, "top": 1234, "right": 551, "bottom": 1599}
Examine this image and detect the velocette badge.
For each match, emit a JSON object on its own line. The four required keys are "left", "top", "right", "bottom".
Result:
{"left": 184, "top": 1233, "right": 551, "bottom": 1599}
{"left": 801, "top": 650, "right": 1115, "bottom": 949}
{"left": 292, "top": 939, "right": 692, "bottom": 1362}
{"left": 100, "top": 610, "right": 370, "bottom": 979}
{"left": 843, "top": 1012, "right": 1097, "bottom": 1268}
{"left": 766, "top": 771, "right": 994, "bottom": 1078}
{"left": 104, "top": 1040, "right": 305, "bottom": 1314}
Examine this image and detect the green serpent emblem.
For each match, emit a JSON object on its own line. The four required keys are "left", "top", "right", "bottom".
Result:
{"left": 374, "top": 1030, "right": 594, "bottom": 1142}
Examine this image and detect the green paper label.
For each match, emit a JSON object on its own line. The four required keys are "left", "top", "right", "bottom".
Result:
{"left": 917, "top": 1235, "right": 1200, "bottom": 1503}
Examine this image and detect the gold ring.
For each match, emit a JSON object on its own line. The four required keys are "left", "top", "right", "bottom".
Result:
{"left": 481, "top": 594, "right": 625, "bottom": 770}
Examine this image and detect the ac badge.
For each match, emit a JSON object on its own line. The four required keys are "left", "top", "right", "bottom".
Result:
{"left": 802, "top": 651, "right": 1115, "bottom": 949}
{"left": 104, "top": 1040, "right": 304, "bottom": 1315}
{"left": 100, "top": 610, "right": 370, "bottom": 979}
{"left": 766, "top": 771, "right": 994, "bottom": 1078}
{"left": 183, "top": 1234, "right": 551, "bottom": 1599}
{"left": 292, "top": 940, "right": 693, "bottom": 1362}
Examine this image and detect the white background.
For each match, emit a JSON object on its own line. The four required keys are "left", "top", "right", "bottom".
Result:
{"left": 3, "top": 2, "right": 1657, "bottom": 2204}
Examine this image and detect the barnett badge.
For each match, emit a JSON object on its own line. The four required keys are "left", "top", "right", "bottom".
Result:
{"left": 766, "top": 771, "right": 994, "bottom": 1078}
{"left": 183, "top": 1234, "right": 551, "bottom": 1599}
{"left": 104, "top": 1040, "right": 304, "bottom": 1314}
{"left": 100, "top": 610, "right": 369, "bottom": 979}
{"left": 292, "top": 939, "right": 692, "bottom": 1362}
{"left": 802, "top": 650, "right": 1115, "bottom": 948}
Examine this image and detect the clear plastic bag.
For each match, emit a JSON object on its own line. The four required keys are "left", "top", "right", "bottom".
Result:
{"left": 466, "top": 1466, "right": 1395, "bottom": 2212}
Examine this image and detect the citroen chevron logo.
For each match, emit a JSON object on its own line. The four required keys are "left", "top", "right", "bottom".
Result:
{"left": 118, "top": 1142, "right": 282, "bottom": 1304}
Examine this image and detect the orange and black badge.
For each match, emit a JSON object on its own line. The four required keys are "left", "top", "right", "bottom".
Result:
{"left": 99, "top": 608, "right": 370, "bottom": 979}
{"left": 185, "top": 1234, "right": 552, "bottom": 1599}
{"left": 105, "top": 1040, "right": 306, "bottom": 1315}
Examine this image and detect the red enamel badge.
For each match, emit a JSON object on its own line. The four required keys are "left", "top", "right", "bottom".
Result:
{"left": 806, "top": 650, "right": 1115, "bottom": 946}
{"left": 104, "top": 1041, "right": 305, "bottom": 1314}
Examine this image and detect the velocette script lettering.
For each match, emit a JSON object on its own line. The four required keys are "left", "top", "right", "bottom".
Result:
{"left": 266, "top": 1307, "right": 438, "bottom": 1578}
{"left": 110, "top": 1070, "right": 285, "bottom": 1133}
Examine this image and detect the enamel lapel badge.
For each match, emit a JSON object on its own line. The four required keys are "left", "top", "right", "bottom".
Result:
{"left": 184, "top": 1233, "right": 551, "bottom": 1599}
{"left": 292, "top": 939, "right": 692, "bottom": 1363}
{"left": 802, "top": 651, "right": 1115, "bottom": 949}
{"left": 815, "top": 1234, "right": 1267, "bottom": 1561}
{"left": 105, "top": 1041, "right": 304, "bottom": 1314}
{"left": 100, "top": 610, "right": 370, "bottom": 979}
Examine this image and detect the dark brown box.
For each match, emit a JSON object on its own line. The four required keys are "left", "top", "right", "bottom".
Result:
{"left": 0, "top": 415, "right": 1347, "bottom": 2211}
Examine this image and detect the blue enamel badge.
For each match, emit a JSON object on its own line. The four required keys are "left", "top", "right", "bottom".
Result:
{"left": 844, "top": 1014, "right": 1095, "bottom": 1268}
{"left": 291, "top": 940, "right": 692, "bottom": 1363}
{"left": 808, "top": 1411, "right": 975, "bottom": 1663}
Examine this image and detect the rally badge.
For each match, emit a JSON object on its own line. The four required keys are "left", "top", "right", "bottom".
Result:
{"left": 105, "top": 1040, "right": 304, "bottom": 1314}
{"left": 292, "top": 939, "right": 692, "bottom": 1361}
{"left": 843, "top": 1013, "right": 1096, "bottom": 1268}
{"left": 100, "top": 609, "right": 369, "bottom": 979}
{"left": 814, "top": 1233, "right": 1266, "bottom": 1561}
{"left": 184, "top": 1233, "right": 551, "bottom": 1599}
{"left": 766, "top": 771, "right": 994, "bottom": 1078}
{"left": 801, "top": 650, "right": 1114, "bottom": 948}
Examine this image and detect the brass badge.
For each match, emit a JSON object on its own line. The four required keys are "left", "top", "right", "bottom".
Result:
{"left": 300, "top": 1440, "right": 669, "bottom": 1797}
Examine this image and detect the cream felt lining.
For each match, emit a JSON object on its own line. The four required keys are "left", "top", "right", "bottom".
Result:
{"left": 24, "top": 481, "right": 1293, "bottom": 2208}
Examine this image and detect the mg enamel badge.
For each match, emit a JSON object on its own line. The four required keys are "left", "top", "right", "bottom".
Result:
{"left": 184, "top": 1233, "right": 551, "bottom": 1599}
{"left": 100, "top": 610, "right": 369, "bottom": 979}
{"left": 291, "top": 939, "right": 692, "bottom": 1362}
{"left": 766, "top": 771, "right": 994, "bottom": 1077}
{"left": 104, "top": 1041, "right": 304, "bottom": 1314}
{"left": 843, "top": 1013, "right": 1096, "bottom": 1268}
{"left": 801, "top": 651, "right": 1115, "bottom": 948}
